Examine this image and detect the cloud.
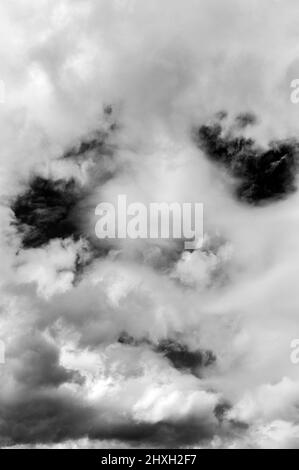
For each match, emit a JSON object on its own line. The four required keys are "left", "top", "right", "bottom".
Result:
{"left": 1, "top": 0, "right": 299, "bottom": 449}
{"left": 195, "top": 112, "right": 299, "bottom": 204}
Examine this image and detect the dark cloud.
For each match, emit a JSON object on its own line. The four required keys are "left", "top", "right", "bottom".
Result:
{"left": 118, "top": 333, "right": 216, "bottom": 374}
{"left": 156, "top": 339, "right": 216, "bottom": 372}
{"left": 0, "top": 330, "right": 221, "bottom": 447}
{"left": 0, "top": 395, "right": 219, "bottom": 447}
{"left": 8, "top": 333, "right": 82, "bottom": 389}
{"left": 10, "top": 109, "right": 118, "bottom": 253}
{"left": 11, "top": 177, "right": 82, "bottom": 249}
{"left": 0, "top": 393, "right": 94, "bottom": 446}
{"left": 213, "top": 401, "right": 232, "bottom": 423}
{"left": 0, "top": 334, "right": 90, "bottom": 446}
{"left": 195, "top": 113, "right": 299, "bottom": 204}
{"left": 117, "top": 332, "right": 139, "bottom": 346}
{"left": 89, "top": 417, "right": 217, "bottom": 447}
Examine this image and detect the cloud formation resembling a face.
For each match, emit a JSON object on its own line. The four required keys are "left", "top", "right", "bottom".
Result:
{"left": 2, "top": 0, "right": 299, "bottom": 449}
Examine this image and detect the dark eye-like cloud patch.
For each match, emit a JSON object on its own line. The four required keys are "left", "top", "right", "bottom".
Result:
{"left": 10, "top": 105, "right": 118, "bottom": 253}
{"left": 195, "top": 113, "right": 299, "bottom": 204}
{"left": 11, "top": 177, "right": 82, "bottom": 249}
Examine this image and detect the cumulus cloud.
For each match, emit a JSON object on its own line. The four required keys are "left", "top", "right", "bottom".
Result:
{"left": 1, "top": 0, "right": 299, "bottom": 449}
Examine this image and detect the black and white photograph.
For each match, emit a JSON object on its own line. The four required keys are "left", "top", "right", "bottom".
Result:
{"left": 1, "top": 0, "right": 299, "bottom": 454}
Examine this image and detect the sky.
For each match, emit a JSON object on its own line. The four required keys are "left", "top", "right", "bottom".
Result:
{"left": 1, "top": 0, "right": 299, "bottom": 448}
